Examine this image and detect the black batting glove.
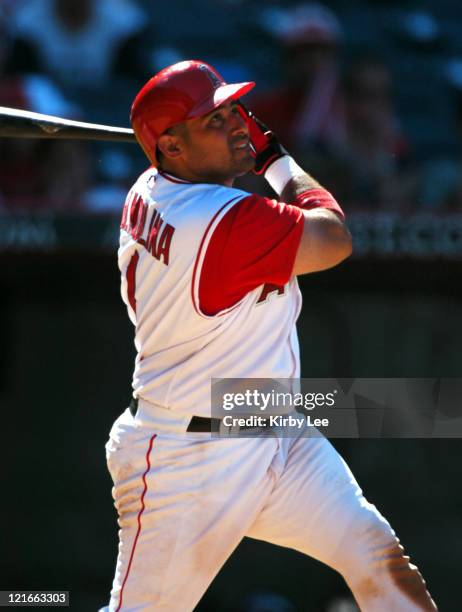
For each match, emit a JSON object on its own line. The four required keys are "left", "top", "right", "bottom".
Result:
{"left": 237, "top": 103, "right": 289, "bottom": 175}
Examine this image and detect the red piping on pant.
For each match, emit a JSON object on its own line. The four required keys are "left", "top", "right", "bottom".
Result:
{"left": 115, "top": 433, "right": 157, "bottom": 611}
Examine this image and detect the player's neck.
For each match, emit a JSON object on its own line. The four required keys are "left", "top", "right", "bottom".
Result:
{"left": 158, "top": 162, "right": 234, "bottom": 187}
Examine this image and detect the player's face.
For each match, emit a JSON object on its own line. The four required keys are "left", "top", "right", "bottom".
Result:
{"left": 177, "top": 101, "right": 255, "bottom": 185}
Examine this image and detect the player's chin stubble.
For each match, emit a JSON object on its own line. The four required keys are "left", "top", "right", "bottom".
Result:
{"left": 232, "top": 148, "right": 255, "bottom": 176}
{"left": 198, "top": 148, "right": 254, "bottom": 184}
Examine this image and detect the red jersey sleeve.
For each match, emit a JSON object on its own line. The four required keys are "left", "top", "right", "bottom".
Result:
{"left": 198, "top": 194, "right": 304, "bottom": 316}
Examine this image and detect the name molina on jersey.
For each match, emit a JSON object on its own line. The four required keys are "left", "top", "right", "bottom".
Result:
{"left": 121, "top": 192, "right": 175, "bottom": 265}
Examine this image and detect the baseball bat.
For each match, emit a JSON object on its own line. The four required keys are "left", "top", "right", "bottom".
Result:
{"left": 0, "top": 106, "right": 136, "bottom": 143}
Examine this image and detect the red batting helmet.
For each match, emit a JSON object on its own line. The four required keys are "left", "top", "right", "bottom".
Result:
{"left": 130, "top": 60, "right": 255, "bottom": 165}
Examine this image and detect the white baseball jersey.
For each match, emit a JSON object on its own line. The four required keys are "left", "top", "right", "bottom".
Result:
{"left": 103, "top": 168, "right": 436, "bottom": 612}
{"left": 118, "top": 167, "right": 303, "bottom": 417}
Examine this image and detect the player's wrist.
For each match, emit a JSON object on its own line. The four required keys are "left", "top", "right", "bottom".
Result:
{"left": 264, "top": 155, "right": 306, "bottom": 195}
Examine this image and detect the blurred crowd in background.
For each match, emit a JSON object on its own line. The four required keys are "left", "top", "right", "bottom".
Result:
{"left": 1, "top": 0, "right": 462, "bottom": 214}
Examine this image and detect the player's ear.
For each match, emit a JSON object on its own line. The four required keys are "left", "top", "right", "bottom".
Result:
{"left": 157, "top": 131, "right": 183, "bottom": 160}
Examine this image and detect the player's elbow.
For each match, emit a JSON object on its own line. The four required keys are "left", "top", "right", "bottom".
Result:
{"left": 320, "top": 222, "right": 352, "bottom": 270}
{"left": 333, "top": 223, "right": 353, "bottom": 265}
{"left": 293, "top": 214, "right": 352, "bottom": 276}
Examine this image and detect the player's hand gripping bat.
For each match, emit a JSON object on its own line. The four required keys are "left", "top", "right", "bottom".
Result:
{"left": 237, "top": 103, "right": 288, "bottom": 174}
{"left": 0, "top": 106, "right": 136, "bottom": 143}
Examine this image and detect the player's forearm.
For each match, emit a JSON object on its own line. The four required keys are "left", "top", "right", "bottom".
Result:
{"left": 264, "top": 155, "right": 346, "bottom": 221}
{"left": 280, "top": 174, "right": 322, "bottom": 200}
{"left": 264, "top": 155, "right": 322, "bottom": 200}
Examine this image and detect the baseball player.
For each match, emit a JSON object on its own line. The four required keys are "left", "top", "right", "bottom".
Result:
{"left": 101, "top": 61, "right": 437, "bottom": 611}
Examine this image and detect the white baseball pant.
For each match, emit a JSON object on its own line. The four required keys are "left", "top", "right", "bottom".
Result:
{"left": 101, "top": 399, "right": 436, "bottom": 611}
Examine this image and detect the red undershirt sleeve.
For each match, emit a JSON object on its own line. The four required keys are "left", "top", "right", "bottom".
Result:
{"left": 292, "top": 188, "right": 345, "bottom": 219}
{"left": 198, "top": 194, "right": 304, "bottom": 316}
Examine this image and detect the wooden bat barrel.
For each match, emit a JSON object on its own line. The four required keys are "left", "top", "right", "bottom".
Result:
{"left": 0, "top": 106, "right": 136, "bottom": 143}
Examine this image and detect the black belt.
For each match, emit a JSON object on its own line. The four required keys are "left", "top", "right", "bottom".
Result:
{"left": 186, "top": 416, "right": 222, "bottom": 432}
{"left": 129, "top": 397, "right": 255, "bottom": 433}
